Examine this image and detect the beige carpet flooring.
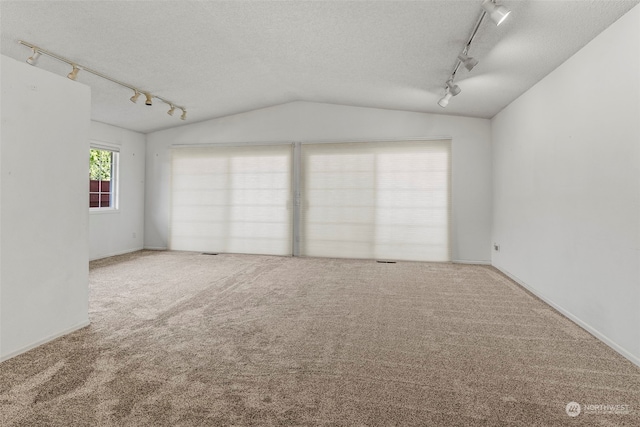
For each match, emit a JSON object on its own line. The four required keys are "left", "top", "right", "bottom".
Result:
{"left": 1, "top": 250, "right": 639, "bottom": 426}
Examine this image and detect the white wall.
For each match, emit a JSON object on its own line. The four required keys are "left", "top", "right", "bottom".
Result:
{"left": 492, "top": 5, "right": 640, "bottom": 366}
{"left": 144, "top": 101, "right": 492, "bottom": 263}
{"left": 89, "top": 121, "right": 145, "bottom": 261}
{"left": 0, "top": 55, "right": 91, "bottom": 360}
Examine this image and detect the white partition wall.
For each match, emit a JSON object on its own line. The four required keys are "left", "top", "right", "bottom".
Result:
{"left": 170, "top": 145, "right": 293, "bottom": 255}
{"left": 1, "top": 55, "right": 91, "bottom": 361}
{"left": 301, "top": 140, "right": 451, "bottom": 262}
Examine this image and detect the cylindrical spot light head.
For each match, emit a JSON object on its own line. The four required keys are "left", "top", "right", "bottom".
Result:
{"left": 144, "top": 93, "right": 153, "bottom": 106}
{"left": 180, "top": 109, "right": 187, "bottom": 120}
{"left": 27, "top": 50, "right": 41, "bottom": 65}
{"left": 458, "top": 54, "right": 479, "bottom": 71}
{"left": 167, "top": 105, "right": 175, "bottom": 116}
{"left": 482, "top": 0, "right": 511, "bottom": 26}
{"left": 67, "top": 65, "right": 80, "bottom": 80}
{"left": 438, "top": 91, "right": 453, "bottom": 108}
{"left": 130, "top": 91, "right": 140, "bottom": 103}
{"left": 446, "top": 80, "right": 461, "bottom": 96}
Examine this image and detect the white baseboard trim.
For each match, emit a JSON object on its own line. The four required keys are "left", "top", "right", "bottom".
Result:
{"left": 493, "top": 264, "right": 640, "bottom": 369}
{"left": 0, "top": 319, "right": 91, "bottom": 363}
{"left": 143, "top": 246, "right": 168, "bottom": 251}
{"left": 89, "top": 247, "right": 145, "bottom": 261}
{"left": 453, "top": 259, "right": 491, "bottom": 265}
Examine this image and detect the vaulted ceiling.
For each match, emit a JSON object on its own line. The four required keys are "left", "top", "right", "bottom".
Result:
{"left": 1, "top": 1, "right": 638, "bottom": 133}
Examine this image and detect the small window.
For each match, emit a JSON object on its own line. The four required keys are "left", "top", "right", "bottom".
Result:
{"left": 89, "top": 147, "right": 119, "bottom": 210}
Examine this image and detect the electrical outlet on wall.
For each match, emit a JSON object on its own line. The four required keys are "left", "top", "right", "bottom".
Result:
{"left": 493, "top": 243, "right": 500, "bottom": 251}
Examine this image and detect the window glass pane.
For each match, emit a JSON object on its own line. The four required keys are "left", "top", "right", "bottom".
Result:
{"left": 89, "top": 194, "right": 99, "bottom": 208}
{"left": 170, "top": 145, "right": 293, "bottom": 256}
{"left": 301, "top": 140, "right": 451, "bottom": 262}
{"left": 89, "top": 148, "right": 116, "bottom": 209}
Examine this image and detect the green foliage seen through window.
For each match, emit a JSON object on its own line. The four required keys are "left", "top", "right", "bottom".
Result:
{"left": 90, "top": 149, "right": 112, "bottom": 181}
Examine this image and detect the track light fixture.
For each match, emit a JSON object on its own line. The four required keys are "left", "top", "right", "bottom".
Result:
{"left": 438, "top": 79, "right": 460, "bottom": 108}
{"left": 481, "top": 0, "right": 511, "bottom": 26}
{"left": 457, "top": 53, "right": 478, "bottom": 71}
{"left": 18, "top": 40, "right": 187, "bottom": 122}
{"left": 436, "top": 1, "right": 512, "bottom": 108}
{"left": 446, "top": 79, "right": 461, "bottom": 96}
{"left": 26, "top": 48, "right": 41, "bottom": 65}
{"left": 438, "top": 90, "right": 453, "bottom": 108}
{"left": 67, "top": 65, "right": 80, "bottom": 80}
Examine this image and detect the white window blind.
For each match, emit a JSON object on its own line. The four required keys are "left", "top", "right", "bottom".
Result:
{"left": 301, "top": 140, "right": 451, "bottom": 262}
{"left": 170, "top": 145, "right": 292, "bottom": 256}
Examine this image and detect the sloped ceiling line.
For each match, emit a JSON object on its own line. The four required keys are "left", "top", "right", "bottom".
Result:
{"left": 1, "top": 1, "right": 638, "bottom": 133}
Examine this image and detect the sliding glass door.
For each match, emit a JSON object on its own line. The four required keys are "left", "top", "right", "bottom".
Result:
{"left": 170, "top": 145, "right": 292, "bottom": 256}
{"left": 169, "top": 140, "right": 450, "bottom": 262}
{"left": 300, "top": 140, "right": 451, "bottom": 262}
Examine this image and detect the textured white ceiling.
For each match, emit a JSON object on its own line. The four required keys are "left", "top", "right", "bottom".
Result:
{"left": 1, "top": 0, "right": 638, "bottom": 133}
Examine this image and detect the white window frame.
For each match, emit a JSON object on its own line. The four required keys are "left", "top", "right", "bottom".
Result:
{"left": 89, "top": 141, "right": 120, "bottom": 213}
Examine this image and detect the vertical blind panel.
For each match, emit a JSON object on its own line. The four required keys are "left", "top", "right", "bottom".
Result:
{"left": 170, "top": 145, "right": 292, "bottom": 255}
{"left": 301, "top": 140, "right": 451, "bottom": 262}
